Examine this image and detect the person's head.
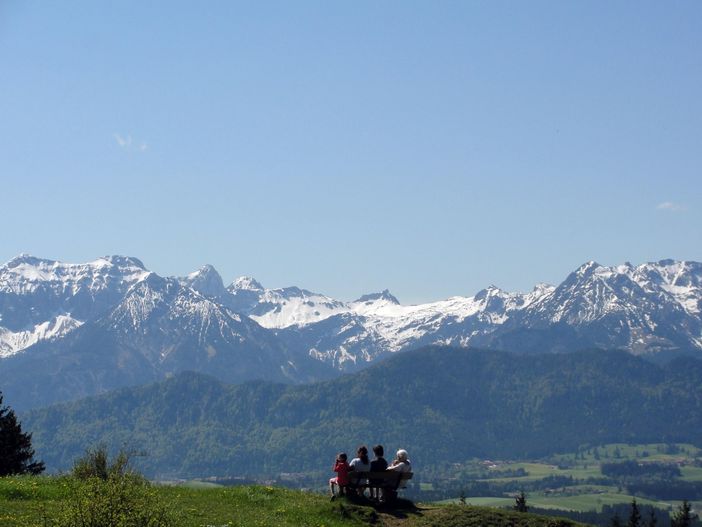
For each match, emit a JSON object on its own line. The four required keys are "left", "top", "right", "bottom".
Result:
{"left": 373, "top": 445, "right": 384, "bottom": 458}
{"left": 396, "top": 449, "right": 409, "bottom": 462}
{"left": 357, "top": 445, "right": 369, "bottom": 463}
{"left": 337, "top": 452, "right": 347, "bottom": 462}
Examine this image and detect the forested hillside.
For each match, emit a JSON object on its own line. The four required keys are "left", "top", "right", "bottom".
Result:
{"left": 22, "top": 347, "right": 702, "bottom": 478}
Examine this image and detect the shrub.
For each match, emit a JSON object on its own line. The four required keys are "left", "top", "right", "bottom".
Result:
{"left": 71, "top": 444, "right": 132, "bottom": 480}
{"left": 55, "top": 473, "right": 177, "bottom": 527}
{"left": 55, "top": 445, "right": 177, "bottom": 527}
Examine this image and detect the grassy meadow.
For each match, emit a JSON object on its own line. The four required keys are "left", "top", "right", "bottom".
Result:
{"left": 0, "top": 476, "right": 586, "bottom": 527}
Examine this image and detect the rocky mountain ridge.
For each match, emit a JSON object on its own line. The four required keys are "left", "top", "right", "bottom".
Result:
{"left": 1, "top": 254, "right": 701, "bottom": 409}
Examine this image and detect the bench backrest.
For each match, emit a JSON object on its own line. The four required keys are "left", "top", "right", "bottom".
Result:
{"left": 347, "top": 471, "right": 413, "bottom": 483}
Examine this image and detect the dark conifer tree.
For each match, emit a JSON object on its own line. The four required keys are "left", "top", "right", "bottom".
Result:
{"left": 628, "top": 498, "right": 642, "bottom": 527}
{"left": 646, "top": 508, "right": 657, "bottom": 527}
{"left": 514, "top": 490, "right": 528, "bottom": 513}
{"left": 671, "top": 500, "right": 696, "bottom": 527}
{"left": 0, "top": 391, "right": 45, "bottom": 476}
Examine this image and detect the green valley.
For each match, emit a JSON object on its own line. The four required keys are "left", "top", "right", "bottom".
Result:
{"left": 430, "top": 443, "right": 702, "bottom": 526}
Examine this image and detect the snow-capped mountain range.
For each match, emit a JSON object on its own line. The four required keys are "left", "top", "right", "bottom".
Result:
{"left": 1, "top": 254, "right": 701, "bottom": 409}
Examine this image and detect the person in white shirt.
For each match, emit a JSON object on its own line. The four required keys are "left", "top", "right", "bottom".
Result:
{"left": 383, "top": 449, "right": 412, "bottom": 501}
{"left": 387, "top": 449, "right": 411, "bottom": 473}
{"left": 349, "top": 445, "right": 370, "bottom": 494}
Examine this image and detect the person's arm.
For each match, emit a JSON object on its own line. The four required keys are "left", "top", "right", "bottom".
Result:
{"left": 387, "top": 461, "right": 407, "bottom": 472}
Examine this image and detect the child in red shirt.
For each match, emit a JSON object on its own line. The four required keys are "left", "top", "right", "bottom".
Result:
{"left": 329, "top": 452, "right": 350, "bottom": 499}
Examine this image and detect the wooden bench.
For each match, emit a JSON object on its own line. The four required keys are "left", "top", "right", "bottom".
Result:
{"left": 346, "top": 471, "right": 413, "bottom": 502}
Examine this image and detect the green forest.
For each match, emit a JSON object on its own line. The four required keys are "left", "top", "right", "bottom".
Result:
{"left": 20, "top": 347, "right": 702, "bottom": 480}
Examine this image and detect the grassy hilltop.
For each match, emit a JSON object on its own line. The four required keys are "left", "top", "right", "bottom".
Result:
{"left": 0, "top": 476, "right": 586, "bottom": 527}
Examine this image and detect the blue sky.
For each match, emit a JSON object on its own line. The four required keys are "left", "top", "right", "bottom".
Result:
{"left": 1, "top": 1, "right": 700, "bottom": 303}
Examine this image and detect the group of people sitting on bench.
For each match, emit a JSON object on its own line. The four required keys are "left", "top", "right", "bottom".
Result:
{"left": 329, "top": 444, "right": 412, "bottom": 501}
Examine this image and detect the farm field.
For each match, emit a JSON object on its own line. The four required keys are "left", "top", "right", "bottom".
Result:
{"left": 433, "top": 443, "right": 702, "bottom": 522}
{"left": 443, "top": 493, "right": 676, "bottom": 512}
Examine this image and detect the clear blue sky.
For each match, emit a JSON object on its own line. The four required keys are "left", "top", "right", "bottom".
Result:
{"left": 1, "top": 1, "right": 701, "bottom": 303}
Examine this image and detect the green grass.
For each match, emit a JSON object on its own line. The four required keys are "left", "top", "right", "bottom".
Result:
{"left": 176, "top": 479, "right": 225, "bottom": 489}
{"left": 410, "top": 505, "right": 587, "bottom": 527}
{"left": 550, "top": 443, "right": 701, "bottom": 465}
{"left": 480, "top": 462, "right": 602, "bottom": 482}
{"left": 0, "top": 476, "right": 588, "bottom": 527}
{"left": 0, "top": 475, "right": 73, "bottom": 526}
{"left": 0, "top": 477, "right": 377, "bottom": 527}
{"left": 479, "top": 443, "right": 702, "bottom": 485}
{"left": 680, "top": 465, "right": 702, "bottom": 482}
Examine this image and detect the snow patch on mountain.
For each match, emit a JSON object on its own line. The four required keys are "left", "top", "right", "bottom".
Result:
{"left": 250, "top": 287, "right": 348, "bottom": 328}
{"left": 230, "top": 276, "right": 264, "bottom": 291}
{"left": 0, "top": 254, "right": 148, "bottom": 295}
{"left": 634, "top": 260, "right": 702, "bottom": 315}
{"left": 2, "top": 254, "right": 701, "bottom": 374}
{"left": 179, "top": 265, "right": 227, "bottom": 298}
{"left": 0, "top": 315, "right": 83, "bottom": 357}
{"left": 0, "top": 254, "right": 150, "bottom": 354}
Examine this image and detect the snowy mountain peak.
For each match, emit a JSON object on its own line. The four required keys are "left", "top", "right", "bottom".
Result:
{"left": 354, "top": 289, "right": 400, "bottom": 305}
{"left": 230, "top": 276, "right": 264, "bottom": 292}
{"left": 2, "top": 253, "right": 147, "bottom": 276}
{"left": 533, "top": 282, "right": 555, "bottom": 294}
{"left": 474, "top": 285, "right": 507, "bottom": 300}
{"left": 107, "top": 276, "right": 254, "bottom": 352}
{"left": 574, "top": 260, "right": 602, "bottom": 277}
{"left": 0, "top": 254, "right": 151, "bottom": 292}
{"left": 97, "top": 255, "right": 147, "bottom": 270}
{"left": 137, "top": 271, "right": 168, "bottom": 288}
{"left": 3, "top": 253, "right": 47, "bottom": 268}
{"left": 641, "top": 260, "right": 702, "bottom": 316}
{"left": 180, "top": 264, "right": 226, "bottom": 298}
{"left": 0, "top": 254, "right": 152, "bottom": 356}
{"left": 2, "top": 255, "right": 701, "bottom": 372}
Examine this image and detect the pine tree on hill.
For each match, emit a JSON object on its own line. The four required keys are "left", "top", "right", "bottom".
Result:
{"left": 0, "top": 391, "right": 45, "bottom": 476}
{"left": 646, "top": 508, "right": 657, "bottom": 527}
{"left": 628, "top": 498, "right": 641, "bottom": 527}
{"left": 514, "top": 490, "right": 528, "bottom": 513}
{"left": 671, "top": 500, "right": 697, "bottom": 527}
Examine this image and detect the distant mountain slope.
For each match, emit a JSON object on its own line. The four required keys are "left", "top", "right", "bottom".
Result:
{"left": 0, "top": 273, "right": 335, "bottom": 411}
{"left": 22, "top": 347, "right": 702, "bottom": 478}
{"left": 0, "top": 254, "right": 148, "bottom": 356}
{"left": 226, "top": 259, "right": 702, "bottom": 368}
{"left": 486, "top": 260, "right": 702, "bottom": 355}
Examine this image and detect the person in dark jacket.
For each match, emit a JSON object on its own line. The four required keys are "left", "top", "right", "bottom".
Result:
{"left": 369, "top": 444, "right": 388, "bottom": 500}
